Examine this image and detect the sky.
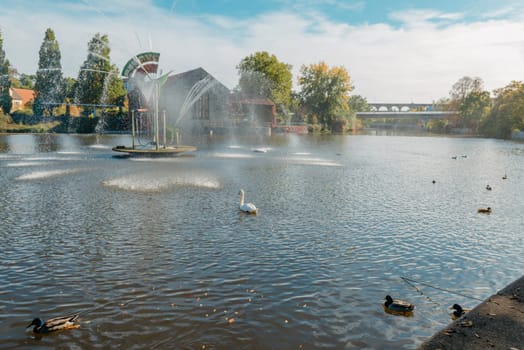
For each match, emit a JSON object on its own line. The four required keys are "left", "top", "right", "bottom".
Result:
{"left": 1, "top": 0, "right": 524, "bottom": 102}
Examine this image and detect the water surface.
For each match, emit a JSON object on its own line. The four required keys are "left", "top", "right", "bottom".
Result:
{"left": 1, "top": 133, "right": 523, "bottom": 349}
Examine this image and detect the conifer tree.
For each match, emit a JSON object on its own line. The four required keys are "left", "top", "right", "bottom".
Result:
{"left": 0, "top": 31, "right": 12, "bottom": 115}
{"left": 76, "top": 33, "right": 114, "bottom": 110}
{"left": 33, "top": 28, "right": 64, "bottom": 117}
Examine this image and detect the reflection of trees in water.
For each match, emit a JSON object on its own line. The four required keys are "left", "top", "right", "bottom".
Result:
{"left": 34, "top": 134, "right": 60, "bottom": 152}
{"left": 0, "top": 139, "right": 10, "bottom": 153}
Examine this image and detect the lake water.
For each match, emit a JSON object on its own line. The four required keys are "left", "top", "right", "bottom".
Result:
{"left": 1, "top": 133, "right": 523, "bottom": 349}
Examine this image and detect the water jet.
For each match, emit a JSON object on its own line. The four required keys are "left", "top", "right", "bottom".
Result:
{"left": 112, "top": 52, "right": 196, "bottom": 156}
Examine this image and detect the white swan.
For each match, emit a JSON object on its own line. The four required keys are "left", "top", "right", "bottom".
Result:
{"left": 239, "top": 189, "right": 257, "bottom": 214}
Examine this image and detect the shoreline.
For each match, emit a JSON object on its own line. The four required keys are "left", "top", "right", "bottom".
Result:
{"left": 417, "top": 275, "right": 524, "bottom": 350}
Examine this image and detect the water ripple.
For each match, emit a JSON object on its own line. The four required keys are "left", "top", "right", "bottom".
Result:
{"left": 1, "top": 134, "right": 523, "bottom": 349}
{"left": 15, "top": 168, "right": 85, "bottom": 180}
{"left": 102, "top": 172, "right": 221, "bottom": 192}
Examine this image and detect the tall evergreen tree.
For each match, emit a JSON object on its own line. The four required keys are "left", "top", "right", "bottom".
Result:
{"left": 75, "top": 33, "right": 114, "bottom": 111}
{"left": 33, "top": 28, "right": 64, "bottom": 117}
{"left": 0, "top": 31, "right": 12, "bottom": 115}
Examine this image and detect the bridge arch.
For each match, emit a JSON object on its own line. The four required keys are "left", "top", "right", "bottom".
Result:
{"left": 367, "top": 102, "right": 434, "bottom": 112}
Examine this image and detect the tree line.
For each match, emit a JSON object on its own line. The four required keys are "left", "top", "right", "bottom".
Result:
{"left": 238, "top": 54, "right": 524, "bottom": 138}
{"left": 1, "top": 29, "right": 126, "bottom": 122}
{"left": 431, "top": 76, "right": 524, "bottom": 138}
{"left": 0, "top": 28, "right": 523, "bottom": 137}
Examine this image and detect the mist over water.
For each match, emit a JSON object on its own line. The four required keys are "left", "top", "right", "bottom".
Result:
{"left": 1, "top": 133, "right": 523, "bottom": 349}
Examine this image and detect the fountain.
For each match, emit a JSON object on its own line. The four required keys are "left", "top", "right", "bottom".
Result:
{"left": 112, "top": 52, "right": 196, "bottom": 156}
{"left": 175, "top": 75, "right": 218, "bottom": 126}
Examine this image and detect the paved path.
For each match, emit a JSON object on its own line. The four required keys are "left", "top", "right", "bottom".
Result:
{"left": 418, "top": 275, "right": 524, "bottom": 350}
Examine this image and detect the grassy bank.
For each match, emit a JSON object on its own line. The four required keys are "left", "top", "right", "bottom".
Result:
{"left": 0, "top": 113, "right": 59, "bottom": 133}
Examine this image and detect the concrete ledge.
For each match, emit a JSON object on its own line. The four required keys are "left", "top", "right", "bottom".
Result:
{"left": 418, "top": 275, "right": 524, "bottom": 350}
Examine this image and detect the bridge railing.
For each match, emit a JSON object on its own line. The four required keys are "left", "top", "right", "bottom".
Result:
{"left": 356, "top": 111, "right": 456, "bottom": 119}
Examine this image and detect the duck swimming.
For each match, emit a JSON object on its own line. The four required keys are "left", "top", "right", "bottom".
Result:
{"left": 477, "top": 207, "right": 491, "bottom": 214}
{"left": 384, "top": 295, "right": 414, "bottom": 315}
{"left": 450, "top": 304, "right": 470, "bottom": 320}
{"left": 27, "top": 313, "right": 80, "bottom": 333}
{"left": 239, "top": 189, "right": 257, "bottom": 214}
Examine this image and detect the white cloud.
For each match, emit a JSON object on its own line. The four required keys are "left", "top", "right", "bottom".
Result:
{"left": 481, "top": 6, "right": 518, "bottom": 19}
{"left": 1, "top": 1, "right": 524, "bottom": 102}
{"left": 388, "top": 9, "right": 464, "bottom": 29}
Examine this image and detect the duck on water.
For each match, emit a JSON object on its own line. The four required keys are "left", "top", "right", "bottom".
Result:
{"left": 383, "top": 295, "right": 415, "bottom": 316}
{"left": 477, "top": 207, "right": 491, "bottom": 214}
{"left": 27, "top": 313, "right": 80, "bottom": 334}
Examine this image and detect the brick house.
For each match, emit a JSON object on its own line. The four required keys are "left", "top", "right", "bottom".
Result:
{"left": 9, "top": 87, "right": 34, "bottom": 111}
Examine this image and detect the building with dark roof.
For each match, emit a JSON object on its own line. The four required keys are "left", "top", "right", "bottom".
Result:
{"left": 159, "top": 67, "right": 230, "bottom": 134}
{"left": 125, "top": 65, "right": 279, "bottom": 135}
{"left": 159, "top": 67, "right": 278, "bottom": 134}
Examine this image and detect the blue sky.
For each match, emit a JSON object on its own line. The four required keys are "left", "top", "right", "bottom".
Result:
{"left": 158, "top": 0, "right": 519, "bottom": 25}
{"left": 1, "top": 0, "right": 524, "bottom": 102}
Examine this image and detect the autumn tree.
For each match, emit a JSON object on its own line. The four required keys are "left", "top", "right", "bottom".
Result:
{"left": 298, "top": 62, "right": 353, "bottom": 130}
{"left": 450, "top": 76, "right": 484, "bottom": 102}
{"left": 348, "top": 95, "right": 369, "bottom": 114}
{"left": 480, "top": 81, "right": 524, "bottom": 138}
{"left": 346, "top": 95, "right": 369, "bottom": 130}
{"left": 0, "top": 31, "right": 12, "bottom": 115}
{"left": 426, "top": 97, "right": 453, "bottom": 132}
{"left": 449, "top": 76, "right": 490, "bottom": 130}
{"left": 432, "top": 97, "right": 451, "bottom": 111}
{"left": 33, "top": 28, "right": 64, "bottom": 117}
{"left": 236, "top": 51, "right": 293, "bottom": 112}
{"left": 460, "top": 90, "right": 491, "bottom": 131}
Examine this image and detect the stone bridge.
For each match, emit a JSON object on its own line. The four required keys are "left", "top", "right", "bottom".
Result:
{"left": 357, "top": 102, "right": 456, "bottom": 120}
{"left": 367, "top": 102, "right": 434, "bottom": 112}
{"left": 356, "top": 111, "right": 456, "bottom": 119}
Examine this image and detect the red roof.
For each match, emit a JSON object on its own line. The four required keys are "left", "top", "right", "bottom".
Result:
{"left": 11, "top": 88, "right": 35, "bottom": 105}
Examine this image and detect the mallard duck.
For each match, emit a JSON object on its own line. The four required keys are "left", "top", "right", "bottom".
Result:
{"left": 239, "top": 189, "right": 257, "bottom": 214}
{"left": 27, "top": 313, "right": 80, "bottom": 333}
{"left": 450, "top": 304, "right": 470, "bottom": 320}
{"left": 384, "top": 295, "right": 415, "bottom": 313}
{"left": 477, "top": 207, "right": 491, "bottom": 214}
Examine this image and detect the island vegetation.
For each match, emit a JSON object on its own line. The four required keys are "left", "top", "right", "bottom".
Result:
{"left": 1, "top": 28, "right": 523, "bottom": 139}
